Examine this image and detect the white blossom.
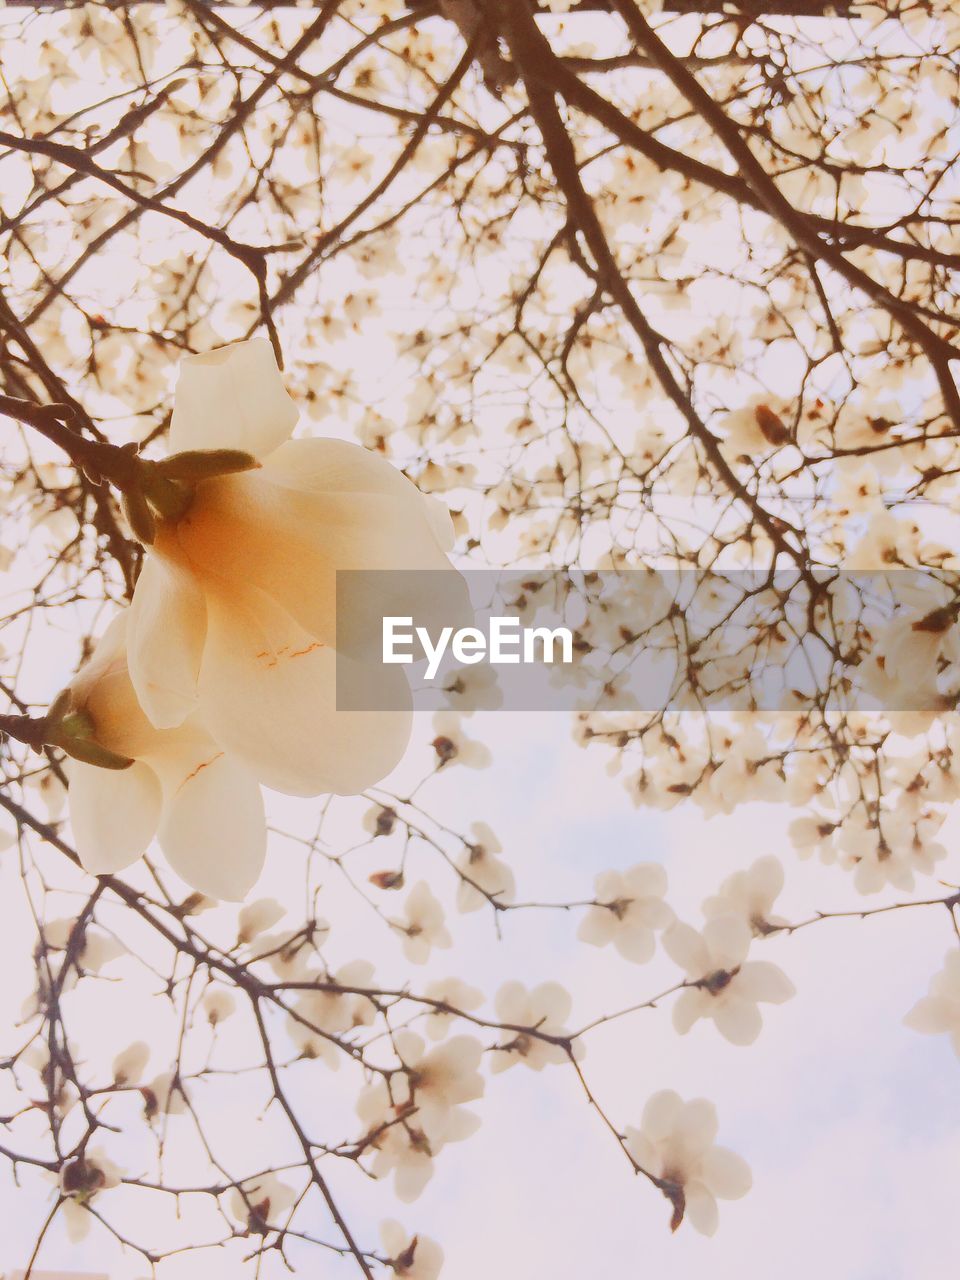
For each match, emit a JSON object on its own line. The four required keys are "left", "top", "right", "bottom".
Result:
{"left": 904, "top": 950, "right": 960, "bottom": 1058}
{"left": 702, "top": 856, "right": 787, "bottom": 935}
{"left": 380, "top": 1220, "right": 443, "bottom": 1279}
{"left": 491, "top": 981, "right": 577, "bottom": 1072}
{"left": 58, "top": 1148, "right": 123, "bottom": 1241}
{"left": 664, "top": 916, "right": 795, "bottom": 1045}
{"left": 624, "top": 1091, "right": 751, "bottom": 1235}
{"left": 578, "top": 861, "right": 673, "bottom": 962}
{"left": 394, "top": 882, "right": 452, "bottom": 964}
{"left": 63, "top": 613, "right": 266, "bottom": 901}
{"left": 455, "top": 822, "right": 514, "bottom": 912}
{"left": 125, "top": 340, "right": 465, "bottom": 801}
{"left": 227, "top": 1173, "right": 297, "bottom": 1232}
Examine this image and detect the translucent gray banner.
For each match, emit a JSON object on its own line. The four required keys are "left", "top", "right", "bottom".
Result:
{"left": 334, "top": 569, "right": 960, "bottom": 713}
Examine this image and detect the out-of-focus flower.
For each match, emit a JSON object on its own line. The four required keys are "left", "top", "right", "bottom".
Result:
{"left": 702, "top": 856, "right": 787, "bottom": 936}
{"left": 62, "top": 613, "right": 266, "bottom": 901}
{"left": 142, "top": 1070, "right": 187, "bottom": 1120}
{"left": 112, "top": 1041, "right": 150, "bottom": 1085}
{"left": 393, "top": 882, "right": 452, "bottom": 964}
{"left": 356, "top": 1032, "right": 483, "bottom": 1202}
{"left": 287, "top": 958, "right": 377, "bottom": 1066}
{"left": 58, "top": 1148, "right": 123, "bottom": 1241}
{"left": 904, "top": 950, "right": 960, "bottom": 1058}
{"left": 491, "top": 981, "right": 577, "bottom": 1072}
{"left": 421, "top": 977, "right": 484, "bottom": 1040}
{"left": 126, "top": 339, "right": 465, "bottom": 798}
{"left": 227, "top": 1173, "right": 298, "bottom": 1233}
{"left": 455, "top": 822, "right": 514, "bottom": 913}
{"left": 202, "top": 987, "right": 236, "bottom": 1026}
{"left": 430, "top": 712, "right": 491, "bottom": 769}
{"left": 237, "top": 897, "right": 285, "bottom": 944}
{"left": 664, "top": 916, "right": 795, "bottom": 1045}
{"left": 380, "top": 1220, "right": 443, "bottom": 1279}
{"left": 624, "top": 1090, "right": 751, "bottom": 1235}
{"left": 578, "top": 862, "right": 673, "bottom": 962}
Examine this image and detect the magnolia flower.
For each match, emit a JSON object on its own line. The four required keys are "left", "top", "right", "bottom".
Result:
{"left": 664, "top": 916, "right": 795, "bottom": 1046}
{"left": 904, "top": 951, "right": 960, "bottom": 1058}
{"left": 58, "top": 1148, "right": 123, "bottom": 1242}
{"left": 227, "top": 1173, "right": 297, "bottom": 1233}
{"left": 62, "top": 613, "right": 267, "bottom": 901}
{"left": 702, "top": 856, "right": 787, "bottom": 936}
{"left": 288, "top": 959, "right": 377, "bottom": 1066}
{"left": 356, "top": 1032, "right": 483, "bottom": 1202}
{"left": 394, "top": 882, "right": 452, "bottom": 964}
{"left": 624, "top": 1091, "right": 751, "bottom": 1235}
{"left": 430, "top": 711, "right": 492, "bottom": 769}
{"left": 112, "top": 1041, "right": 150, "bottom": 1085}
{"left": 455, "top": 821, "right": 514, "bottom": 913}
{"left": 577, "top": 861, "right": 673, "bottom": 963}
{"left": 143, "top": 1070, "right": 187, "bottom": 1119}
{"left": 381, "top": 1220, "right": 443, "bottom": 1280}
{"left": 237, "top": 897, "right": 286, "bottom": 944}
{"left": 422, "top": 977, "right": 484, "bottom": 1040}
{"left": 202, "top": 987, "right": 236, "bottom": 1026}
{"left": 491, "top": 981, "right": 577, "bottom": 1072}
{"left": 126, "top": 339, "right": 464, "bottom": 797}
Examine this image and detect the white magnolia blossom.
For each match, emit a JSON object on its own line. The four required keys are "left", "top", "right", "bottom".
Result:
{"left": 58, "top": 1148, "right": 123, "bottom": 1242}
{"left": 455, "top": 821, "right": 514, "bottom": 912}
{"left": 126, "top": 338, "right": 465, "bottom": 797}
{"left": 578, "top": 861, "right": 673, "bottom": 963}
{"left": 904, "top": 950, "right": 960, "bottom": 1058}
{"left": 202, "top": 986, "right": 236, "bottom": 1026}
{"left": 624, "top": 1091, "right": 752, "bottom": 1235}
{"left": 288, "top": 959, "right": 377, "bottom": 1066}
{"left": 356, "top": 1032, "right": 483, "bottom": 1201}
{"left": 143, "top": 1070, "right": 188, "bottom": 1119}
{"left": 702, "top": 856, "right": 787, "bottom": 936}
{"left": 664, "top": 916, "right": 795, "bottom": 1046}
{"left": 394, "top": 881, "right": 452, "bottom": 964}
{"left": 491, "top": 981, "right": 577, "bottom": 1072}
{"left": 422, "top": 977, "right": 484, "bottom": 1040}
{"left": 237, "top": 897, "right": 286, "bottom": 943}
{"left": 112, "top": 1041, "right": 150, "bottom": 1085}
{"left": 63, "top": 613, "right": 267, "bottom": 901}
{"left": 227, "top": 1173, "right": 298, "bottom": 1232}
{"left": 381, "top": 1219, "right": 444, "bottom": 1280}
{"left": 431, "top": 711, "right": 492, "bottom": 769}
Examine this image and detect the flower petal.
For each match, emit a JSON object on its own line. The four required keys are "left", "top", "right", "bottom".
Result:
{"left": 127, "top": 547, "right": 206, "bottom": 729}
{"left": 66, "top": 759, "right": 161, "bottom": 875}
{"left": 577, "top": 906, "right": 616, "bottom": 947}
{"left": 713, "top": 995, "right": 763, "bottom": 1046}
{"left": 168, "top": 339, "right": 298, "bottom": 458}
{"left": 701, "top": 1146, "right": 752, "bottom": 1200}
{"left": 663, "top": 922, "right": 709, "bottom": 977}
{"left": 175, "top": 445, "right": 469, "bottom": 654}
{"left": 684, "top": 1182, "right": 719, "bottom": 1236}
{"left": 641, "top": 1089, "right": 683, "bottom": 1143}
{"left": 153, "top": 747, "right": 265, "bottom": 900}
{"left": 737, "top": 960, "right": 795, "bottom": 1005}
{"left": 904, "top": 995, "right": 956, "bottom": 1036}
{"left": 672, "top": 987, "right": 708, "bottom": 1035}
{"left": 614, "top": 926, "right": 656, "bottom": 965}
{"left": 703, "top": 914, "right": 753, "bottom": 970}
{"left": 197, "top": 580, "right": 412, "bottom": 796}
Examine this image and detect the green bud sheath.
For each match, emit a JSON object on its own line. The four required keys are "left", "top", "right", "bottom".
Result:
{"left": 154, "top": 449, "right": 260, "bottom": 482}
{"left": 121, "top": 487, "right": 157, "bottom": 544}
